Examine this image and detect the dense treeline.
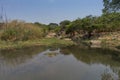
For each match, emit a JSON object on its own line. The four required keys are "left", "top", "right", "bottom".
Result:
{"left": 47, "top": 0, "right": 120, "bottom": 39}
{"left": 50, "top": 12, "right": 119, "bottom": 39}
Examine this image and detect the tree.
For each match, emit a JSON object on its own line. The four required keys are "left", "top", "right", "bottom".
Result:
{"left": 103, "top": 0, "right": 120, "bottom": 13}
{"left": 48, "top": 23, "right": 58, "bottom": 30}
{"left": 48, "top": 23, "right": 58, "bottom": 28}
{"left": 111, "top": 0, "right": 120, "bottom": 11}
{"left": 59, "top": 20, "right": 71, "bottom": 31}
{"left": 34, "top": 22, "right": 42, "bottom": 26}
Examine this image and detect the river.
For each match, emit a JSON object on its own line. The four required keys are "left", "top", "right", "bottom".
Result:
{"left": 0, "top": 46, "right": 120, "bottom": 80}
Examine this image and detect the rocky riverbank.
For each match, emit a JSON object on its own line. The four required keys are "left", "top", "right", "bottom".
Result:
{"left": 74, "top": 31, "right": 120, "bottom": 52}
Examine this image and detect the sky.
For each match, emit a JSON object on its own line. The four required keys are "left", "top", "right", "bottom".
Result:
{"left": 0, "top": 0, "right": 103, "bottom": 24}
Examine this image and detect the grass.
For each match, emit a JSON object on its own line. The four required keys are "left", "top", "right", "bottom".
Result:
{"left": 0, "top": 38, "right": 75, "bottom": 50}
{"left": 0, "top": 20, "right": 45, "bottom": 41}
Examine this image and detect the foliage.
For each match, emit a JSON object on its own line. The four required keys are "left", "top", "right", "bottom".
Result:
{"left": 55, "top": 13, "right": 120, "bottom": 39}
{"left": 47, "top": 23, "right": 59, "bottom": 31}
{"left": 0, "top": 20, "right": 45, "bottom": 41}
{"left": 59, "top": 20, "right": 71, "bottom": 31}
{"left": 103, "top": 0, "right": 120, "bottom": 13}
{"left": 60, "top": 20, "right": 71, "bottom": 27}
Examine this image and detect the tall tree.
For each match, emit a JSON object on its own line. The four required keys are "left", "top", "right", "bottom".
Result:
{"left": 103, "top": 0, "right": 120, "bottom": 13}
{"left": 103, "top": 0, "right": 110, "bottom": 13}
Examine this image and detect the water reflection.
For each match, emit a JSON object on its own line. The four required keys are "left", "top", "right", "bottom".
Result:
{"left": 61, "top": 46, "right": 120, "bottom": 66}
{"left": 0, "top": 46, "right": 120, "bottom": 80}
{"left": 0, "top": 46, "right": 47, "bottom": 65}
{"left": 61, "top": 46, "right": 120, "bottom": 80}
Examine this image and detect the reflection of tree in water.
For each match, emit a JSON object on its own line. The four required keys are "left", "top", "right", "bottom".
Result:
{"left": 101, "top": 68, "right": 119, "bottom": 80}
{"left": 101, "top": 72, "right": 114, "bottom": 80}
{"left": 0, "top": 46, "right": 47, "bottom": 66}
{"left": 0, "top": 45, "right": 120, "bottom": 79}
{"left": 0, "top": 46, "right": 47, "bottom": 77}
{"left": 61, "top": 46, "right": 120, "bottom": 65}
{"left": 61, "top": 45, "right": 120, "bottom": 79}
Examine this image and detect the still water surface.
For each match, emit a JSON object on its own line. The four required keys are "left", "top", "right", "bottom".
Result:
{"left": 0, "top": 46, "right": 120, "bottom": 80}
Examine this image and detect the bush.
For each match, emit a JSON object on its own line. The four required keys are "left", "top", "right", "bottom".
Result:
{"left": 0, "top": 20, "right": 44, "bottom": 41}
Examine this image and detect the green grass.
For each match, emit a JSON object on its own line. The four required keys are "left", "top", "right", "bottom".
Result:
{"left": 0, "top": 38, "right": 75, "bottom": 50}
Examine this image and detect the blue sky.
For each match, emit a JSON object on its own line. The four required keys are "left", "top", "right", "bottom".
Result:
{"left": 0, "top": 0, "right": 103, "bottom": 24}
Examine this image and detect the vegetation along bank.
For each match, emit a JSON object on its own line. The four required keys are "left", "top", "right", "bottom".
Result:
{"left": 0, "top": 0, "right": 120, "bottom": 51}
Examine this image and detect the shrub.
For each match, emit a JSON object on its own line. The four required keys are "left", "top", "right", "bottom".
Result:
{"left": 0, "top": 20, "right": 44, "bottom": 41}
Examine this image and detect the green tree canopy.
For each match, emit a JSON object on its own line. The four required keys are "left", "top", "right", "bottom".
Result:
{"left": 103, "top": 0, "right": 120, "bottom": 13}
